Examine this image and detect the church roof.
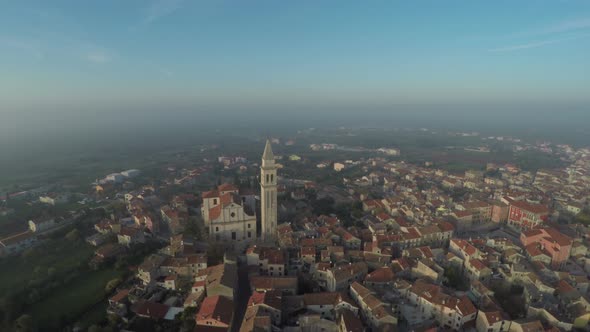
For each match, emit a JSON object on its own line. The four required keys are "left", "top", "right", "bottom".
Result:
{"left": 262, "top": 139, "right": 274, "bottom": 161}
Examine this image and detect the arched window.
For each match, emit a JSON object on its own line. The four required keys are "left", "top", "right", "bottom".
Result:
{"left": 266, "top": 174, "right": 270, "bottom": 183}
{"left": 270, "top": 174, "right": 274, "bottom": 183}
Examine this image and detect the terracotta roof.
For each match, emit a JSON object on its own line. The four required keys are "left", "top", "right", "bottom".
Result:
{"left": 301, "top": 246, "right": 315, "bottom": 256}
{"left": 248, "top": 290, "right": 282, "bottom": 311}
{"left": 303, "top": 292, "right": 340, "bottom": 306}
{"left": 218, "top": 183, "right": 238, "bottom": 192}
{"left": 525, "top": 243, "right": 548, "bottom": 258}
{"left": 351, "top": 282, "right": 373, "bottom": 298}
{"left": 209, "top": 205, "right": 222, "bottom": 220}
{"left": 260, "top": 248, "right": 285, "bottom": 265}
{"left": 469, "top": 259, "right": 488, "bottom": 272}
{"left": 543, "top": 228, "right": 572, "bottom": 246}
{"left": 456, "top": 295, "right": 477, "bottom": 316}
{"left": 250, "top": 276, "right": 297, "bottom": 292}
{"left": 109, "top": 289, "right": 130, "bottom": 303}
{"left": 341, "top": 309, "right": 364, "bottom": 332}
{"left": 202, "top": 190, "right": 219, "bottom": 199}
{"left": 510, "top": 200, "right": 549, "bottom": 215}
{"left": 119, "top": 226, "right": 141, "bottom": 237}
{"left": 134, "top": 301, "right": 169, "bottom": 319}
{"left": 240, "top": 306, "right": 271, "bottom": 332}
{"left": 196, "top": 295, "right": 233, "bottom": 325}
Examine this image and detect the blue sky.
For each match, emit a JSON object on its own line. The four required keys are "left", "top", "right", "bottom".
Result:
{"left": 1, "top": 0, "right": 590, "bottom": 110}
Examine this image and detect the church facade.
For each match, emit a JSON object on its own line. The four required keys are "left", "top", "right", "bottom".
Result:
{"left": 200, "top": 140, "right": 278, "bottom": 247}
{"left": 201, "top": 183, "right": 257, "bottom": 244}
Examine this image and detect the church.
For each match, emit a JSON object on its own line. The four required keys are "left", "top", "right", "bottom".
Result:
{"left": 201, "top": 140, "right": 278, "bottom": 247}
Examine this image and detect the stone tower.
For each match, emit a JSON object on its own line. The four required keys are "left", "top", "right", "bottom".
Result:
{"left": 260, "top": 139, "right": 278, "bottom": 242}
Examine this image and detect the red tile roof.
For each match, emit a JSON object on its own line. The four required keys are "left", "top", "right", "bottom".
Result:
{"left": 109, "top": 289, "right": 130, "bottom": 303}
{"left": 134, "top": 301, "right": 169, "bottom": 319}
{"left": 196, "top": 295, "right": 233, "bottom": 325}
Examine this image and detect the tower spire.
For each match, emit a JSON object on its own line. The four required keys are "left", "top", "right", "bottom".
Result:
{"left": 262, "top": 139, "right": 274, "bottom": 161}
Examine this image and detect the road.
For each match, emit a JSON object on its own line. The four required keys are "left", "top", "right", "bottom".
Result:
{"left": 231, "top": 263, "right": 251, "bottom": 332}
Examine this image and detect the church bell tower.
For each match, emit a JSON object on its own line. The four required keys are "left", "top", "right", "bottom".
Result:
{"left": 260, "top": 139, "right": 278, "bottom": 242}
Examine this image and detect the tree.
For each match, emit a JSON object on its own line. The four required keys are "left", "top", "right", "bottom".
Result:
{"left": 311, "top": 197, "right": 335, "bottom": 216}
{"left": 14, "top": 314, "right": 35, "bottom": 332}
{"left": 21, "top": 247, "right": 36, "bottom": 259}
{"left": 105, "top": 278, "right": 121, "bottom": 293}
{"left": 87, "top": 325, "right": 102, "bottom": 332}
{"left": 65, "top": 229, "right": 80, "bottom": 242}
{"left": 176, "top": 307, "right": 196, "bottom": 331}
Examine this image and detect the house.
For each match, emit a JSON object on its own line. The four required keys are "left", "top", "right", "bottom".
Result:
{"left": 334, "top": 163, "right": 346, "bottom": 172}
{"left": 117, "top": 226, "right": 145, "bottom": 246}
{"left": 247, "top": 246, "right": 286, "bottom": 277}
{"left": 350, "top": 282, "right": 397, "bottom": 329}
{"left": 108, "top": 289, "right": 130, "bottom": 317}
{"left": 195, "top": 295, "right": 234, "bottom": 330}
{"left": 247, "top": 290, "right": 282, "bottom": 326}
{"left": 325, "top": 262, "right": 368, "bottom": 292}
{"left": 465, "top": 258, "right": 492, "bottom": 282}
{"left": 476, "top": 310, "right": 512, "bottom": 332}
{"left": 94, "top": 243, "right": 125, "bottom": 263}
{"left": 240, "top": 306, "right": 272, "bottom": 332}
{"left": 137, "top": 254, "right": 166, "bottom": 285}
{"left": 520, "top": 227, "right": 572, "bottom": 269}
{"left": 405, "top": 279, "right": 477, "bottom": 330}
{"left": 506, "top": 199, "right": 549, "bottom": 231}
{"left": 163, "top": 275, "right": 177, "bottom": 290}
{"left": 364, "top": 267, "right": 395, "bottom": 289}
{"left": 303, "top": 292, "right": 342, "bottom": 320}
{"left": 28, "top": 218, "right": 56, "bottom": 232}
{"left": 133, "top": 301, "right": 170, "bottom": 320}
{"left": 301, "top": 246, "right": 316, "bottom": 264}
{"left": 39, "top": 192, "right": 69, "bottom": 205}
{"left": 196, "top": 263, "right": 237, "bottom": 300}
{"left": 338, "top": 309, "right": 364, "bottom": 332}
{"left": 250, "top": 276, "right": 298, "bottom": 295}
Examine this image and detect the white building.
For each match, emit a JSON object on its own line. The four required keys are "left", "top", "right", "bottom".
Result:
{"left": 333, "top": 163, "right": 346, "bottom": 172}
{"left": 104, "top": 173, "right": 125, "bottom": 183}
{"left": 28, "top": 218, "right": 56, "bottom": 232}
{"left": 121, "top": 169, "right": 141, "bottom": 178}
{"left": 202, "top": 183, "right": 257, "bottom": 247}
{"left": 377, "top": 148, "right": 400, "bottom": 156}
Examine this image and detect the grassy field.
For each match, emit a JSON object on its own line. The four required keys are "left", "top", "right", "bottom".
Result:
{"left": 0, "top": 239, "right": 95, "bottom": 295}
{"left": 29, "top": 268, "right": 125, "bottom": 330}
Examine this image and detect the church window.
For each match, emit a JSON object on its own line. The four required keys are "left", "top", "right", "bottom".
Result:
{"left": 230, "top": 212, "right": 235, "bottom": 218}
{"left": 266, "top": 174, "right": 269, "bottom": 183}
{"left": 270, "top": 174, "right": 274, "bottom": 183}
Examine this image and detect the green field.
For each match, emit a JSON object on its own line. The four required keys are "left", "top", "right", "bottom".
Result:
{"left": 0, "top": 239, "right": 94, "bottom": 295}
{"left": 28, "top": 268, "right": 125, "bottom": 330}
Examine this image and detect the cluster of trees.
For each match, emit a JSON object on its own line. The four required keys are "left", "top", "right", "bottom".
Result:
{"left": 575, "top": 209, "right": 590, "bottom": 226}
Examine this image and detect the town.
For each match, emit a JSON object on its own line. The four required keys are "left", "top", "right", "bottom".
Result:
{"left": 1, "top": 130, "right": 590, "bottom": 332}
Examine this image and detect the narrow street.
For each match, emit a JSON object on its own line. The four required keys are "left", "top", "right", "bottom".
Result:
{"left": 231, "top": 262, "right": 251, "bottom": 332}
